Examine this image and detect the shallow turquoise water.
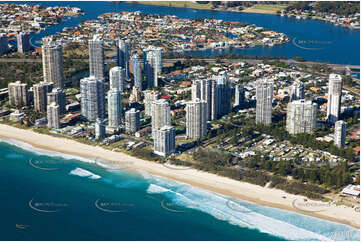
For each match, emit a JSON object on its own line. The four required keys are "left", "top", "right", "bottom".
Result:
{"left": 0, "top": 139, "right": 359, "bottom": 241}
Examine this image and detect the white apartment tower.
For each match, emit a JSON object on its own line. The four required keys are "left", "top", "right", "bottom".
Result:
{"left": 185, "top": 98, "right": 207, "bottom": 139}
{"left": 8, "top": 81, "right": 29, "bottom": 107}
{"left": 143, "top": 90, "right": 160, "bottom": 116}
{"left": 151, "top": 99, "right": 171, "bottom": 137}
{"left": 334, "top": 120, "right": 346, "bottom": 148}
{"left": 290, "top": 81, "right": 305, "bottom": 101}
{"left": 42, "top": 37, "right": 64, "bottom": 88}
{"left": 89, "top": 34, "right": 105, "bottom": 80}
{"left": 286, "top": 99, "right": 318, "bottom": 134}
{"left": 153, "top": 125, "right": 175, "bottom": 157}
{"left": 33, "top": 82, "right": 53, "bottom": 112}
{"left": 117, "top": 38, "right": 130, "bottom": 78}
{"left": 109, "top": 66, "right": 125, "bottom": 92}
{"left": 80, "top": 76, "right": 105, "bottom": 121}
{"left": 256, "top": 79, "right": 273, "bottom": 125}
{"left": 125, "top": 108, "right": 140, "bottom": 134}
{"left": 47, "top": 102, "right": 60, "bottom": 129}
{"left": 107, "top": 88, "right": 122, "bottom": 128}
{"left": 327, "top": 73, "right": 342, "bottom": 124}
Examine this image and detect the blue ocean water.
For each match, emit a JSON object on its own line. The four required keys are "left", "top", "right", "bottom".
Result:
{"left": 7, "top": 1, "right": 359, "bottom": 65}
{"left": 0, "top": 138, "right": 359, "bottom": 241}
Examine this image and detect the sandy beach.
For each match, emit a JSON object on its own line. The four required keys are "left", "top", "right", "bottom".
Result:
{"left": 0, "top": 123, "right": 359, "bottom": 229}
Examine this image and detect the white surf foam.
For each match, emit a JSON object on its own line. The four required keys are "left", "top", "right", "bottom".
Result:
{"left": 0, "top": 138, "right": 96, "bottom": 163}
{"left": 147, "top": 184, "right": 171, "bottom": 194}
{"left": 144, "top": 174, "right": 360, "bottom": 241}
{"left": 69, "top": 167, "right": 101, "bottom": 179}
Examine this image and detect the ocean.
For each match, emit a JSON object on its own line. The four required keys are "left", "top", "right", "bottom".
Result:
{"left": 0, "top": 139, "right": 359, "bottom": 241}
{"left": 13, "top": 1, "right": 360, "bottom": 65}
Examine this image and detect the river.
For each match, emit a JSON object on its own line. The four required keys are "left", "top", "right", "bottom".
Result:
{"left": 20, "top": 1, "right": 360, "bottom": 66}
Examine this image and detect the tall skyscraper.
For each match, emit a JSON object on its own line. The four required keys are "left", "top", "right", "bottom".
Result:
{"left": 234, "top": 84, "right": 245, "bottom": 108}
{"left": 286, "top": 99, "right": 317, "bottom": 134}
{"left": 153, "top": 125, "right": 175, "bottom": 157}
{"left": 47, "top": 88, "right": 66, "bottom": 115}
{"left": 0, "top": 33, "right": 9, "bottom": 55}
{"left": 185, "top": 98, "right": 207, "bottom": 139}
{"left": 89, "top": 34, "right": 105, "bottom": 80}
{"left": 334, "top": 120, "right": 346, "bottom": 148}
{"left": 8, "top": 81, "right": 29, "bottom": 107}
{"left": 80, "top": 76, "right": 105, "bottom": 121}
{"left": 290, "top": 81, "right": 305, "bottom": 101}
{"left": 144, "top": 46, "right": 162, "bottom": 75}
{"left": 144, "top": 50, "right": 158, "bottom": 88}
{"left": 125, "top": 108, "right": 140, "bottom": 134}
{"left": 132, "top": 53, "right": 142, "bottom": 90}
{"left": 109, "top": 66, "right": 125, "bottom": 92}
{"left": 210, "top": 79, "right": 222, "bottom": 121}
{"left": 191, "top": 79, "right": 216, "bottom": 120}
{"left": 327, "top": 74, "right": 342, "bottom": 124}
{"left": 42, "top": 37, "right": 64, "bottom": 88}
{"left": 107, "top": 88, "right": 122, "bottom": 128}
{"left": 95, "top": 118, "right": 106, "bottom": 140}
{"left": 33, "top": 82, "right": 53, "bottom": 112}
{"left": 143, "top": 90, "right": 160, "bottom": 116}
{"left": 256, "top": 79, "right": 273, "bottom": 125}
{"left": 47, "top": 102, "right": 60, "bottom": 129}
{"left": 152, "top": 99, "right": 171, "bottom": 137}
{"left": 117, "top": 38, "right": 130, "bottom": 78}
{"left": 217, "top": 71, "right": 232, "bottom": 116}
{"left": 17, "top": 32, "right": 31, "bottom": 53}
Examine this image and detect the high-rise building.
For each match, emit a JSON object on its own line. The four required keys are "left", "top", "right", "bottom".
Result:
{"left": 152, "top": 99, "right": 171, "bottom": 137}
{"left": 144, "top": 46, "right": 162, "bottom": 75}
{"left": 144, "top": 51, "right": 158, "bottom": 88}
{"left": 33, "top": 82, "right": 53, "bottom": 112}
{"left": 109, "top": 66, "right": 125, "bottom": 92}
{"left": 217, "top": 71, "right": 232, "bottom": 116}
{"left": 191, "top": 79, "right": 218, "bottom": 121}
{"left": 185, "top": 98, "right": 207, "bottom": 139}
{"left": 42, "top": 37, "right": 64, "bottom": 88}
{"left": 153, "top": 125, "right": 175, "bottom": 157}
{"left": 8, "top": 81, "right": 29, "bottom": 107}
{"left": 290, "top": 81, "right": 305, "bottom": 101}
{"left": 132, "top": 53, "right": 142, "bottom": 90}
{"left": 117, "top": 39, "right": 130, "bottom": 78}
{"left": 0, "top": 33, "right": 9, "bottom": 55}
{"left": 17, "top": 32, "right": 31, "bottom": 53}
{"left": 107, "top": 88, "right": 122, "bottom": 128}
{"left": 256, "top": 79, "right": 273, "bottom": 125}
{"left": 286, "top": 99, "right": 317, "bottom": 134}
{"left": 234, "top": 84, "right": 245, "bottom": 108}
{"left": 125, "top": 108, "right": 140, "bottom": 134}
{"left": 334, "top": 120, "right": 346, "bottom": 148}
{"left": 210, "top": 79, "right": 220, "bottom": 120}
{"left": 95, "top": 118, "right": 106, "bottom": 140}
{"left": 327, "top": 74, "right": 342, "bottom": 124}
{"left": 47, "top": 102, "right": 60, "bottom": 129}
{"left": 143, "top": 90, "right": 160, "bottom": 116}
{"left": 47, "top": 88, "right": 66, "bottom": 115}
{"left": 80, "top": 76, "right": 105, "bottom": 121}
{"left": 89, "top": 34, "right": 105, "bottom": 80}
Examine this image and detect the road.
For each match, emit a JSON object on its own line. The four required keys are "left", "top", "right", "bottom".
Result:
{"left": 0, "top": 57, "right": 359, "bottom": 71}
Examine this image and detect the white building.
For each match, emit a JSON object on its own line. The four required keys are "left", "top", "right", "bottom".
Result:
{"left": 327, "top": 74, "right": 342, "bottom": 124}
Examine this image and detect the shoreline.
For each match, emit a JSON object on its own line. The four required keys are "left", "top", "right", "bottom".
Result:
{"left": 0, "top": 123, "right": 359, "bottom": 229}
